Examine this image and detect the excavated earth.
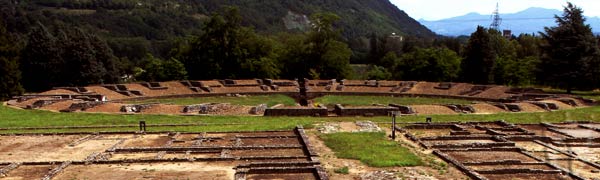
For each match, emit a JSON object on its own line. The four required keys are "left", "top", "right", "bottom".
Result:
{"left": 399, "top": 121, "right": 600, "bottom": 180}
{"left": 8, "top": 80, "right": 595, "bottom": 116}
{"left": 0, "top": 127, "right": 328, "bottom": 180}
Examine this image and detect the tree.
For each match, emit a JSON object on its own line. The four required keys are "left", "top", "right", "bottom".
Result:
{"left": 279, "top": 12, "right": 352, "bottom": 79}
{"left": 396, "top": 48, "right": 461, "bottom": 82}
{"left": 516, "top": 34, "right": 541, "bottom": 58}
{"left": 0, "top": 20, "right": 24, "bottom": 100}
{"left": 461, "top": 26, "right": 496, "bottom": 84}
{"left": 136, "top": 54, "right": 187, "bottom": 82}
{"left": 20, "top": 22, "right": 61, "bottom": 92}
{"left": 367, "top": 65, "right": 392, "bottom": 80}
{"left": 90, "top": 34, "right": 122, "bottom": 84}
{"left": 179, "top": 7, "right": 280, "bottom": 79}
{"left": 61, "top": 28, "right": 106, "bottom": 86}
{"left": 21, "top": 23, "right": 123, "bottom": 91}
{"left": 539, "top": 2, "right": 600, "bottom": 92}
{"left": 491, "top": 35, "right": 541, "bottom": 86}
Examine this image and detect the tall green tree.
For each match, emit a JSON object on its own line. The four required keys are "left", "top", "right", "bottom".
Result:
{"left": 0, "top": 20, "right": 24, "bottom": 100}
{"left": 20, "top": 22, "right": 61, "bottom": 92}
{"left": 539, "top": 2, "right": 600, "bottom": 92}
{"left": 461, "top": 26, "right": 496, "bottom": 84}
{"left": 494, "top": 35, "right": 540, "bottom": 86}
{"left": 396, "top": 47, "right": 461, "bottom": 82}
{"left": 21, "top": 23, "right": 122, "bottom": 91}
{"left": 90, "top": 35, "right": 122, "bottom": 84}
{"left": 179, "top": 7, "right": 279, "bottom": 79}
{"left": 279, "top": 12, "right": 352, "bottom": 79}
{"left": 61, "top": 28, "right": 106, "bottom": 86}
{"left": 137, "top": 54, "right": 187, "bottom": 82}
{"left": 366, "top": 65, "right": 392, "bottom": 80}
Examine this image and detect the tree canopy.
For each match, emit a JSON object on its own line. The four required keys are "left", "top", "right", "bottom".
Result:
{"left": 1, "top": 2, "right": 600, "bottom": 95}
{"left": 0, "top": 20, "right": 24, "bottom": 100}
{"left": 20, "top": 23, "right": 122, "bottom": 91}
{"left": 461, "top": 26, "right": 497, "bottom": 84}
{"left": 539, "top": 2, "right": 600, "bottom": 92}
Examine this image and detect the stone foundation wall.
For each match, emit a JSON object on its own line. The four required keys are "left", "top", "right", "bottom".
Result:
{"left": 264, "top": 107, "right": 328, "bottom": 117}
{"left": 333, "top": 104, "right": 398, "bottom": 116}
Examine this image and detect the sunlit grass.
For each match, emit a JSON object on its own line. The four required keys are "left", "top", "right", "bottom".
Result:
{"left": 321, "top": 132, "right": 422, "bottom": 167}
{"left": 314, "top": 95, "right": 473, "bottom": 106}
{"left": 1, "top": 104, "right": 599, "bottom": 133}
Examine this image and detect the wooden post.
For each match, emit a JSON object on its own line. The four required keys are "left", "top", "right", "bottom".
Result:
{"left": 391, "top": 111, "right": 397, "bottom": 140}
{"left": 139, "top": 120, "right": 146, "bottom": 132}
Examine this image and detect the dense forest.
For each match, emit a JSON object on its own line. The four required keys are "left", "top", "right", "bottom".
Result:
{"left": 1, "top": 1, "right": 600, "bottom": 100}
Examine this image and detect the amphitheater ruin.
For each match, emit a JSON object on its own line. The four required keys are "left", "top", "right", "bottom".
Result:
{"left": 4, "top": 79, "right": 600, "bottom": 179}
{"left": 7, "top": 79, "right": 594, "bottom": 116}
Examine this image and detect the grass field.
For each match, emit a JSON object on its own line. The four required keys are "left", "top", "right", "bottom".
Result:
{"left": 1, "top": 104, "right": 600, "bottom": 133}
{"left": 320, "top": 132, "right": 423, "bottom": 167}
{"left": 2, "top": 96, "right": 600, "bottom": 169}
{"left": 124, "top": 94, "right": 296, "bottom": 107}
{"left": 541, "top": 88, "right": 600, "bottom": 101}
{"left": 0, "top": 105, "right": 317, "bottom": 133}
{"left": 313, "top": 95, "right": 473, "bottom": 106}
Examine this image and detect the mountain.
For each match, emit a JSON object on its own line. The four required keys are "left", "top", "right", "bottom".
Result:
{"left": 1, "top": 0, "right": 434, "bottom": 39}
{"left": 419, "top": 7, "right": 600, "bottom": 36}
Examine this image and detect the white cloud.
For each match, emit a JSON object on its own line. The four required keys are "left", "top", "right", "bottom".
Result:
{"left": 391, "top": 0, "right": 600, "bottom": 20}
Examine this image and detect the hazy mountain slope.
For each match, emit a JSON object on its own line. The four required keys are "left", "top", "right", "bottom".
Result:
{"left": 420, "top": 7, "right": 600, "bottom": 36}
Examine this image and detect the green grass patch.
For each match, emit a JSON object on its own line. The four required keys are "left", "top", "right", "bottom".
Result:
{"left": 124, "top": 94, "right": 296, "bottom": 107}
{"left": 313, "top": 95, "right": 473, "bottom": 106}
{"left": 540, "top": 88, "right": 600, "bottom": 101}
{"left": 0, "top": 105, "right": 314, "bottom": 130}
{"left": 374, "top": 106, "right": 600, "bottom": 124}
{"left": 333, "top": 166, "right": 349, "bottom": 174}
{"left": 320, "top": 132, "right": 422, "bottom": 167}
{"left": 1, "top": 104, "right": 600, "bottom": 133}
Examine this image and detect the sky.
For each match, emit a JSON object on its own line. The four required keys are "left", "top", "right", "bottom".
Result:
{"left": 390, "top": 0, "right": 600, "bottom": 21}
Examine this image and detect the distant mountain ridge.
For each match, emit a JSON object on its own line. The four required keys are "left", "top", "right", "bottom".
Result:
{"left": 419, "top": 7, "right": 600, "bottom": 36}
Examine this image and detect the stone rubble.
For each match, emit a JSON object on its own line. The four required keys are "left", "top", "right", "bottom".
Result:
{"left": 354, "top": 121, "right": 382, "bottom": 132}
{"left": 317, "top": 123, "right": 341, "bottom": 134}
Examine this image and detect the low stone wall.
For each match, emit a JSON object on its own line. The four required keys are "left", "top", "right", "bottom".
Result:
{"left": 140, "top": 82, "right": 168, "bottom": 90}
{"left": 120, "top": 103, "right": 157, "bottom": 113}
{"left": 304, "top": 92, "right": 509, "bottom": 103}
{"left": 433, "top": 150, "right": 487, "bottom": 180}
{"left": 264, "top": 107, "right": 328, "bottom": 117}
{"left": 102, "top": 84, "right": 143, "bottom": 96}
{"left": 0, "top": 163, "right": 20, "bottom": 177}
{"left": 119, "top": 92, "right": 298, "bottom": 102}
{"left": 62, "top": 101, "right": 105, "bottom": 112}
{"left": 388, "top": 104, "right": 415, "bottom": 114}
{"left": 334, "top": 104, "right": 398, "bottom": 116}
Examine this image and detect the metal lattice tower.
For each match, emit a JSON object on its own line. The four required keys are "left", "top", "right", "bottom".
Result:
{"left": 490, "top": 3, "right": 502, "bottom": 30}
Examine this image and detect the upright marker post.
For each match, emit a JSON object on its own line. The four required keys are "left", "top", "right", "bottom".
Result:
{"left": 139, "top": 120, "right": 146, "bottom": 132}
{"left": 391, "top": 111, "right": 397, "bottom": 140}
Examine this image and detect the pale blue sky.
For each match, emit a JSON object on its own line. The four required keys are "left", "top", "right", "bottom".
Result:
{"left": 390, "top": 0, "right": 600, "bottom": 21}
